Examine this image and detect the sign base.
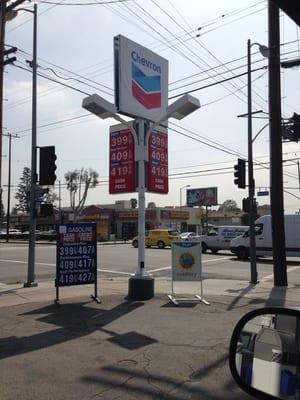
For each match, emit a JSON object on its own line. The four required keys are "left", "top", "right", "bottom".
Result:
{"left": 128, "top": 275, "right": 154, "bottom": 300}
{"left": 167, "top": 294, "right": 210, "bottom": 306}
{"left": 90, "top": 294, "right": 101, "bottom": 304}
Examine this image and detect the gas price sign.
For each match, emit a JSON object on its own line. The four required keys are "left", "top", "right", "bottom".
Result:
{"left": 148, "top": 128, "right": 168, "bottom": 193}
{"left": 56, "top": 223, "right": 97, "bottom": 287}
{"left": 109, "top": 126, "right": 136, "bottom": 194}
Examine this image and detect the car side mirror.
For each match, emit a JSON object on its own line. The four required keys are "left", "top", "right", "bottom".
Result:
{"left": 229, "top": 307, "right": 300, "bottom": 399}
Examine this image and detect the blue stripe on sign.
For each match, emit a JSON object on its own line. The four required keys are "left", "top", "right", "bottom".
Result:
{"left": 132, "top": 63, "right": 161, "bottom": 93}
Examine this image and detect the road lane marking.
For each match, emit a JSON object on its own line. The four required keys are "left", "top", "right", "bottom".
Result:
{"left": 148, "top": 266, "right": 171, "bottom": 273}
{"left": 148, "top": 257, "right": 231, "bottom": 273}
{"left": 0, "top": 255, "right": 232, "bottom": 275}
{"left": 0, "top": 259, "right": 55, "bottom": 266}
{"left": 203, "top": 257, "right": 231, "bottom": 263}
{"left": 97, "top": 269, "right": 132, "bottom": 276}
{"left": 262, "top": 266, "right": 300, "bottom": 282}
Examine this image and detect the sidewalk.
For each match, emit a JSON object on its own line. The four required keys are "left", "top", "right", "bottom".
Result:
{"left": 0, "top": 278, "right": 298, "bottom": 400}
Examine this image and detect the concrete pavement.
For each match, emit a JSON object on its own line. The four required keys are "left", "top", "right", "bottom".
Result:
{"left": 0, "top": 277, "right": 299, "bottom": 400}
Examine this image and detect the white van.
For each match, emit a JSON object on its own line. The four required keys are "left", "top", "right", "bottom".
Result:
{"left": 200, "top": 226, "right": 249, "bottom": 254}
{"left": 230, "top": 214, "right": 300, "bottom": 259}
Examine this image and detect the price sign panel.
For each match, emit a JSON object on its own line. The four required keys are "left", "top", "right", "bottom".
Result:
{"left": 148, "top": 128, "right": 168, "bottom": 193}
{"left": 109, "top": 125, "right": 136, "bottom": 194}
{"left": 56, "top": 223, "right": 97, "bottom": 287}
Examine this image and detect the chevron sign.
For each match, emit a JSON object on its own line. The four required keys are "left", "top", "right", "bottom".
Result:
{"left": 114, "top": 35, "right": 168, "bottom": 121}
{"left": 131, "top": 63, "right": 161, "bottom": 109}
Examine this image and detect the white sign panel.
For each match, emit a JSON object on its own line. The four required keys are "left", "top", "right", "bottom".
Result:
{"left": 171, "top": 241, "right": 202, "bottom": 281}
{"left": 114, "top": 35, "right": 168, "bottom": 121}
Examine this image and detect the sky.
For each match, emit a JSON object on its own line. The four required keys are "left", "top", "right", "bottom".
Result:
{"left": 2, "top": 0, "right": 300, "bottom": 213}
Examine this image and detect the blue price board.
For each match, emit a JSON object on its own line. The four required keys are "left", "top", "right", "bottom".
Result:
{"left": 56, "top": 223, "right": 97, "bottom": 287}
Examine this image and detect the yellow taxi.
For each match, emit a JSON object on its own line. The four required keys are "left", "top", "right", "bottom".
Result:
{"left": 132, "top": 229, "right": 180, "bottom": 249}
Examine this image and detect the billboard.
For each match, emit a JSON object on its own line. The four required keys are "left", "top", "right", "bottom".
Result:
{"left": 186, "top": 187, "right": 218, "bottom": 207}
{"left": 147, "top": 127, "right": 168, "bottom": 193}
{"left": 109, "top": 124, "right": 136, "bottom": 194}
{"left": 114, "top": 35, "right": 168, "bottom": 121}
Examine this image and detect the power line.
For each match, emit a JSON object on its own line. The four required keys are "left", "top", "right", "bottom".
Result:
{"left": 169, "top": 65, "right": 267, "bottom": 99}
{"left": 130, "top": 0, "right": 252, "bottom": 107}
{"left": 39, "top": 0, "right": 132, "bottom": 4}
{"left": 149, "top": 0, "right": 268, "bottom": 110}
{"left": 14, "top": 113, "right": 92, "bottom": 135}
{"left": 12, "top": 63, "right": 91, "bottom": 95}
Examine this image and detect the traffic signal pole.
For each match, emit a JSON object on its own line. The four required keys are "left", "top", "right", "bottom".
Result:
{"left": 247, "top": 39, "right": 258, "bottom": 284}
{"left": 25, "top": 3, "right": 37, "bottom": 287}
{"left": 268, "top": 1, "right": 287, "bottom": 286}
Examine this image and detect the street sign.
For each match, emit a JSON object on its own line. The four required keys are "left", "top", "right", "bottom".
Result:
{"left": 109, "top": 124, "right": 136, "bottom": 194}
{"left": 147, "top": 128, "right": 168, "bottom": 193}
{"left": 257, "top": 190, "right": 269, "bottom": 196}
{"left": 56, "top": 223, "right": 97, "bottom": 287}
{"left": 114, "top": 35, "right": 168, "bottom": 121}
{"left": 186, "top": 187, "right": 218, "bottom": 207}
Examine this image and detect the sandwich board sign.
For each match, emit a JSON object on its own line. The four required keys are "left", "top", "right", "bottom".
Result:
{"left": 169, "top": 241, "right": 209, "bottom": 306}
{"left": 55, "top": 222, "right": 100, "bottom": 305}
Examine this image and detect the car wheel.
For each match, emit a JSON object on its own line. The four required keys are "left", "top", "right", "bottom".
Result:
{"left": 211, "top": 248, "right": 218, "bottom": 254}
{"left": 202, "top": 242, "right": 207, "bottom": 253}
{"left": 157, "top": 240, "right": 165, "bottom": 249}
{"left": 236, "top": 247, "right": 249, "bottom": 260}
{"left": 132, "top": 240, "right": 138, "bottom": 248}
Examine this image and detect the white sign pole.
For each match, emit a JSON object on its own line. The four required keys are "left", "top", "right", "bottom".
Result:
{"left": 137, "top": 119, "right": 146, "bottom": 275}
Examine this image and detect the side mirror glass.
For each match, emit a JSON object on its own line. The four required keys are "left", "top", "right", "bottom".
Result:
{"left": 229, "top": 307, "right": 300, "bottom": 399}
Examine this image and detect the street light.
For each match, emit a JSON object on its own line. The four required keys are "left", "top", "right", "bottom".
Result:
{"left": 11, "top": 3, "right": 39, "bottom": 287}
{"left": 180, "top": 184, "right": 190, "bottom": 209}
{"left": 82, "top": 93, "right": 200, "bottom": 299}
{"left": 246, "top": 39, "right": 270, "bottom": 285}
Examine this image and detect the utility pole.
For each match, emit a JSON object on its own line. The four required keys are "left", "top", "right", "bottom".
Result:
{"left": 25, "top": 3, "right": 38, "bottom": 287}
{"left": 0, "top": 2, "right": 6, "bottom": 234}
{"left": 0, "top": 0, "right": 27, "bottom": 235}
{"left": 268, "top": 1, "right": 287, "bottom": 286}
{"left": 247, "top": 39, "right": 258, "bottom": 284}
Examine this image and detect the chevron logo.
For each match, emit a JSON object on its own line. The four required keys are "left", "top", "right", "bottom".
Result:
{"left": 131, "top": 63, "right": 161, "bottom": 109}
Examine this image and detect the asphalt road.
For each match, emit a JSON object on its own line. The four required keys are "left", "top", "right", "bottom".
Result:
{"left": 1, "top": 242, "right": 300, "bottom": 285}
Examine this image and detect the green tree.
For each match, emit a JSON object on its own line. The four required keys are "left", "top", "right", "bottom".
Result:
{"left": 65, "top": 168, "right": 99, "bottom": 222}
{"left": 15, "top": 167, "right": 31, "bottom": 212}
{"left": 44, "top": 190, "right": 59, "bottom": 206}
{"left": 218, "top": 199, "right": 240, "bottom": 212}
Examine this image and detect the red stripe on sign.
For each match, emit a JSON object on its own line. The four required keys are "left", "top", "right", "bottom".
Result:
{"left": 132, "top": 81, "right": 161, "bottom": 109}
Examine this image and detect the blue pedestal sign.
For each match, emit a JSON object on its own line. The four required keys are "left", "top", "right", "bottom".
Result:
{"left": 55, "top": 223, "right": 100, "bottom": 305}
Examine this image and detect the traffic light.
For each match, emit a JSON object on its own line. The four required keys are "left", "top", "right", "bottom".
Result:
{"left": 242, "top": 198, "right": 250, "bottom": 213}
{"left": 291, "top": 113, "right": 300, "bottom": 139}
{"left": 3, "top": 46, "right": 17, "bottom": 66}
{"left": 282, "top": 113, "right": 300, "bottom": 142}
{"left": 234, "top": 158, "right": 246, "bottom": 189}
{"left": 39, "top": 146, "right": 57, "bottom": 185}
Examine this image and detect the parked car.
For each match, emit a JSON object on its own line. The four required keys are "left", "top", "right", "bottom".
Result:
{"left": 39, "top": 230, "right": 57, "bottom": 241}
{"left": 180, "top": 232, "right": 201, "bottom": 241}
{"left": 230, "top": 214, "right": 300, "bottom": 260}
{"left": 132, "top": 229, "right": 180, "bottom": 249}
{"left": 200, "top": 226, "right": 249, "bottom": 254}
